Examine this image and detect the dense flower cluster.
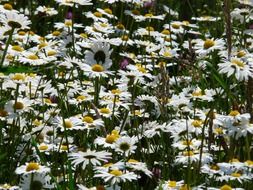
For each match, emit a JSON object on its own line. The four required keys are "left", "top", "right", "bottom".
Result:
{"left": 0, "top": 0, "right": 253, "bottom": 190}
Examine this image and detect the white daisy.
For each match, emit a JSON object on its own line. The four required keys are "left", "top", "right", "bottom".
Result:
{"left": 194, "top": 38, "right": 225, "bottom": 56}
{"left": 68, "top": 149, "right": 112, "bottom": 169}
{"left": 0, "top": 11, "right": 31, "bottom": 29}
{"left": 15, "top": 162, "right": 50, "bottom": 175}
{"left": 218, "top": 57, "right": 253, "bottom": 81}
{"left": 114, "top": 136, "right": 137, "bottom": 156}
{"left": 94, "top": 167, "right": 138, "bottom": 185}
{"left": 85, "top": 40, "right": 112, "bottom": 67}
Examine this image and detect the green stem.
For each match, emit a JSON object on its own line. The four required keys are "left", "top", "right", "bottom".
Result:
{"left": 0, "top": 27, "right": 15, "bottom": 68}
{"left": 94, "top": 77, "right": 100, "bottom": 106}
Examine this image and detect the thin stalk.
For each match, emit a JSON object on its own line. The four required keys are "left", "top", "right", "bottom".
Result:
{"left": 0, "top": 27, "right": 15, "bottom": 68}
{"left": 224, "top": 0, "right": 232, "bottom": 60}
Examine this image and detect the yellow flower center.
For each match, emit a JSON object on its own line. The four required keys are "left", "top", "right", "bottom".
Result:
{"left": 82, "top": 116, "right": 94, "bottom": 123}
{"left": 183, "top": 151, "right": 194, "bottom": 156}
{"left": 229, "top": 110, "right": 240, "bottom": 116}
{"left": 38, "top": 42, "right": 48, "bottom": 49}
{"left": 180, "top": 184, "right": 191, "bottom": 190}
{"left": 210, "top": 164, "right": 220, "bottom": 170}
{"left": 237, "top": 50, "right": 246, "bottom": 58}
{"left": 111, "top": 89, "right": 121, "bottom": 95}
{"left": 112, "top": 130, "right": 119, "bottom": 135}
{"left": 64, "top": 20, "right": 72, "bottom": 27}
{"left": 100, "top": 108, "right": 110, "bottom": 114}
{"left": 99, "top": 23, "right": 107, "bottom": 28}
{"left": 44, "top": 98, "right": 52, "bottom": 104}
{"left": 145, "top": 13, "right": 153, "bottom": 17}
{"left": 245, "top": 160, "right": 253, "bottom": 166}
{"left": 229, "top": 158, "right": 240, "bottom": 163}
{"left": 18, "top": 31, "right": 26, "bottom": 36}
{"left": 134, "top": 110, "right": 142, "bottom": 116}
{"left": 28, "top": 54, "right": 39, "bottom": 60}
{"left": 92, "top": 64, "right": 104, "bottom": 72}
{"left": 182, "top": 140, "right": 193, "bottom": 146}
{"left": 161, "top": 29, "right": 170, "bottom": 35}
{"left": 76, "top": 95, "right": 86, "bottom": 101}
{"left": 121, "top": 35, "right": 129, "bottom": 41}
{"left": 6, "top": 54, "right": 14, "bottom": 61}
{"left": 29, "top": 31, "right": 35, "bottom": 35}
{"left": 52, "top": 31, "right": 61, "bottom": 36}
{"left": 204, "top": 39, "right": 215, "bottom": 49}
{"left": 39, "top": 145, "right": 48, "bottom": 151}
{"left": 231, "top": 59, "right": 245, "bottom": 68}
{"left": 220, "top": 185, "right": 232, "bottom": 190}
{"left": 146, "top": 26, "right": 154, "bottom": 31}
{"left": 183, "top": 21, "right": 190, "bottom": 26}
{"left": 137, "top": 65, "right": 147, "bottom": 73}
{"left": 158, "top": 61, "right": 166, "bottom": 68}
{"left": 172, "top": 23, "right": 180, "bottom": 29}
{"left": 103, "top": 163, "right": 113, "bottom": 167}
{"left": 3, "top": 3, "right": 13, "bottom": 10}
{"left": 191, "top": 120, "right": 202, "bottom": 128}
{"left": 29, "top": 73, "right": 36, "bottom": 78}
{"left": 192, "top": 90, "right": 202, "bottom": 96}
{"left": 116, "top": 23, "right": 125, "bottom": 30}
{"left": 168, "top": 181, "right": 177, "bottom": 187}
{"left": 128, "top": 159, "right": 139, "bottom": 163}
{"left": 26, "top": 162, "right": 40, "bottom": 172}
{"left": 80, "top": 33, "right": 88, "bottom": 38}
{"left": 215, "top": 127, "right": 223, "bottom": 134}
{"left": 231, "top": 172, "right": 241, "bottom": 177}
{"left": 131, "top": 9, "right": 140, "bottom": 15}
{"left": 64, "top": 119, "right": 73, "bottom": 128}
{"left": 104, "top": 8, "right": 112, "bottom": 15}
{"left": 105, "top": 134, "right": 118, "bottom": 144}
{"left": 2, "top": 184, "right": 12, "bottom": 188}
{"left": 110, "top": 170, "right": 123, "bottom": 176}
{"left": 12, "top": 45, "right": 23, "bottom": 52}
{"left": 163, "top": 51, "right": 172, "bottom": 57}
{"left": 0, "top": 109, "right": 8, "bottom": 117}
{"left": 33, "top": 119, "right": 42, "bottom": 126}
{"left": 47, "top": 50, "right": 57, "bottom": 56}
{"left": 12, "top": 73, "right": 26, "bottom": 81}
{"left": 93, "top": 12, "right": 103, "bottom": 18}
{"left": 13, "top": 102, "right": 24, "bottom": 110}
{"left": 61, "top": 145, "right": 68, "bottom": 151}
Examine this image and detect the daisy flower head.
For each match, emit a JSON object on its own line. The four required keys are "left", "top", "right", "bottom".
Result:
{"left": 18, "top": 52, "right": 47, "bottom": 66}
{"left": 85, "top": 11, "right": 108, "bottom": 22}
{"left": 95, "top": 129, "right": 121, "bottom": 148}
{"left": 126, "top": 159, "right": 153, "bottom": 178}
{"left": 0, "top": 11, "right": 31, "bottom": 30}
{"left": 68, "top": 149, "right": 112, "bottom": 170}
{"left": 85, "top": 40, "right": 112, "bottom": 67}
{"left": 55, "top": 116, "right": 83, "bottom": 131}
{"left": 94, "top": 167, "right": 138, "bottom": 185}
{"left": 84, "top": 41, "right": 113, "bottom": 78}
{"left": 192, "top": 15, "right": 221, "bottom": 22}
{"left": 81, "top": 115, "right": 104, "bottom": 130}
{"left": 0, "top": 184, "right": 20, "bottom": 190}
{"left": 4, "top": 97, "right": 33, "bottom": 114}
{"left": 19, "top": 172, "right": 55, "bottom": 190}
{"left": 15, "top": 162, "right": 50, "bottom": 175}
{"left": 115, "top": 136, "right": 137, "bottom": 156}
{"left": 156, "top": 179, "right": 184, "bottom": 190}
{"left": 55, "top": 0, "right": 93, "bottom": 6}
{"left": 194, "top": 38, "right": 225, "bottom": 57}
{"left": 34, "top": 6, "right": 58, "bottom": 16}
{"left": 96, "top": 8, "right": 117, "bottom": 19}
{"left": 218, "top": 57, "right": 253, "bottom": 81}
